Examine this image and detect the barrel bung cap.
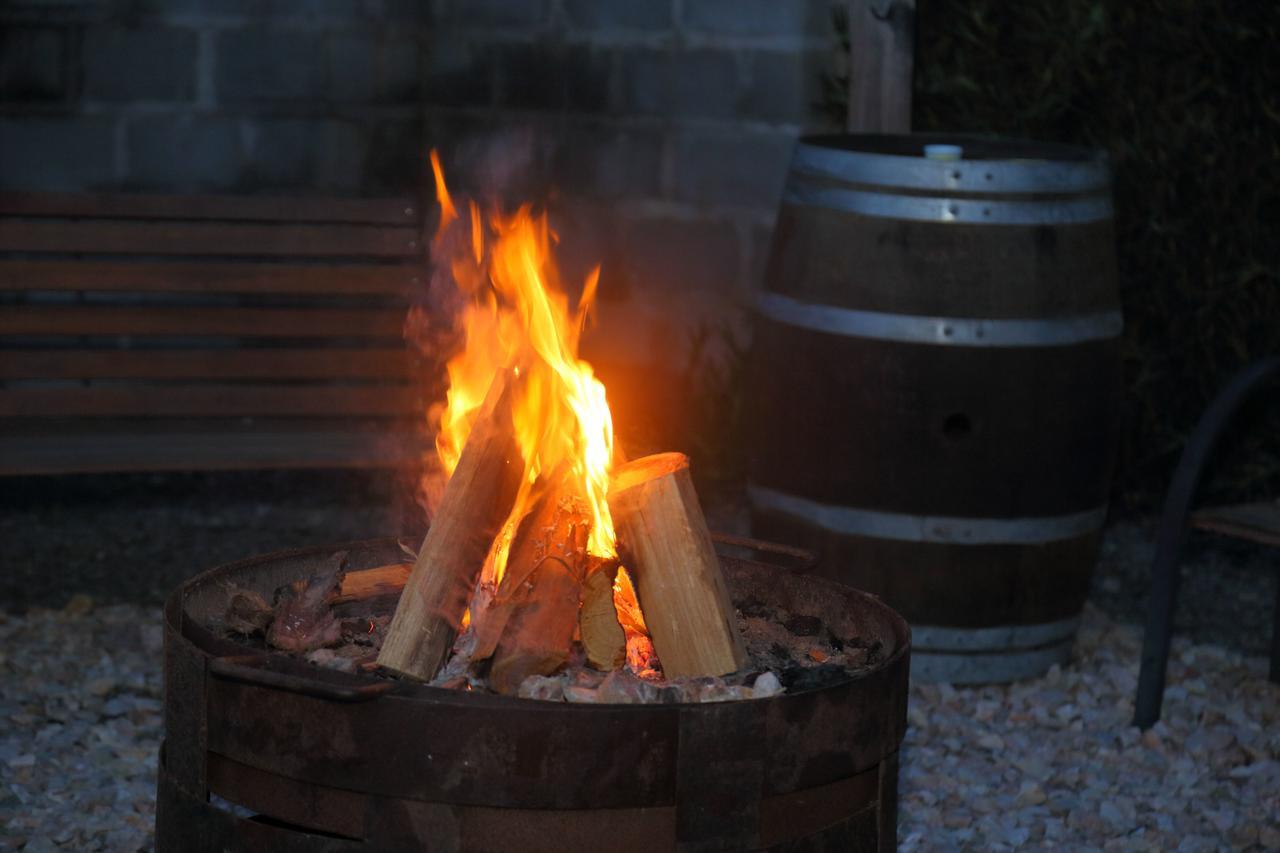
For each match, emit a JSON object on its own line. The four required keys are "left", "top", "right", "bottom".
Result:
{"left": 924, "top": 144, "right": 964, "bottom": 161}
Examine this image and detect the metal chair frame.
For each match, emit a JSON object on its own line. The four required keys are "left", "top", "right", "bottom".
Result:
{"left": 1133, "top": 356, "right": 1280, "bottom": 729}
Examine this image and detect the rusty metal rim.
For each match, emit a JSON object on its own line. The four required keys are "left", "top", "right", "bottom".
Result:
{"left": 173, "top": 537, "right": 911, "bottom": 710}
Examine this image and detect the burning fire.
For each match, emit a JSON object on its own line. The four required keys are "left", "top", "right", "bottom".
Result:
{"left": 423, "top": 151, "right": 617, "bottom": 586}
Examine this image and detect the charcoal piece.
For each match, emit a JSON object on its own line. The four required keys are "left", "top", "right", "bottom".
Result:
{"left": 784, "top": 614, "right": 824, "bottom": 637}
{"left": 224, "top": 586, "right": 272, "bottom": 636}
{"left": 779, "top": 662, "right": 848, "bottom": 693}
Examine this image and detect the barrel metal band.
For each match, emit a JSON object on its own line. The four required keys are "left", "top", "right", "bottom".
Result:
{"left": 747, "top": 485, "right": 1107, "bottom": 545}
{"left": 756, "top": 292, "right": 1123, "bottom": 347}
{"left": 909, "top": 617, "right": 1082, "bottom": 652}
{"left": 784, "top": 182, "right": 1113, "bottom": 225}
{"left": 910, "top": 641, "right": 1073, "bottom": 684}
{"left": 791, "top": 143, "right": 1111, "bottom": 195}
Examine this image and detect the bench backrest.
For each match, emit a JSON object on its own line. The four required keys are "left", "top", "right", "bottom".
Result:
{"left": 0, "top": 191, "right": 427, "bottom": 423}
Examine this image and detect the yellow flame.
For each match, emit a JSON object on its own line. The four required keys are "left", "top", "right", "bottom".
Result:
{"left": 430, "top": 150, "right": 456, "bottom": 228}
{"left": 426, "top": 151, "right": 617, "bottom": 581}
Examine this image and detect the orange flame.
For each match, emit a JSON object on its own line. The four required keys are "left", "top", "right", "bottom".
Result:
{"left": 427, "top": 152, "right": 617, "bottom": 583}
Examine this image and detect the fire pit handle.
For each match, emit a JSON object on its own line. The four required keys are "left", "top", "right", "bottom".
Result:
{"left": 710, "top": 532, "right": 818, "bottom": 572}
{"left": 210, "top": 654, "right": 396, "bottom": 703}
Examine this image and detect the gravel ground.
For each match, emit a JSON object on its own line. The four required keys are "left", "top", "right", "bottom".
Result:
{"left": 1, "top": 598, "right": 1275, "bottom": 851}
{"left": 1, "top": 472, "right": 1277, "bottom": 849}
{"left": 899, "top": 604, "right": 1279, "bottom": 851}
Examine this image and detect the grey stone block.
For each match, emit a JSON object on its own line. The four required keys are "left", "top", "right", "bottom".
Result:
{"left": 738, "top": 49, "right": 821, "bottom": 125}
{"left": 423, "top": 37, "right": 493, "bottom": 107}
{"left": 329, "top": 34, "right": 377, "bottom": 102}
{"left": 0, "top": 117, "right": 116, "bottom": 190}
{"left": 617, "top": 48, "right": 739, "bottom": 119}
{"left": 83, "top": 27, "right": 197, "bottom": 101}
{"left": 623, "top": 215, "right": 742, "bottom": 296}
{"left": 496, "top": 42, "right": 610, "bottom": 113}
{"left": 545, "top": 198, "right": 622, "bottom": 296}
{"left": 551, "top": 124, "right": 663, "bottom": 200}
{"left": 329, "top": 34, "right": 421, "bottom": 104}
{"left": 422, "top": 112, "right": 556, "bottom": 203}
{"left": 244, "top": 118, "right": 318, "bottom": 188}
{"left": 379, "top": 37, "right": 421, "bottom": 104}
{"left": 681, "top": 0, "right": 822, "bottom": 37}
{"left": 317, "top": 120, "right": 369, "bottom": 191}
{"left": 162, "top": 0, "right": 406, "bottom": 24}
{"left": 379, "top": 0, "right": 437, "bottom": 24}
{"left": 745, "top": 220, "right": 777, "bottom": 291}
{"left": 0, "top": 27, "right": 67, "bottom": 102}
{"left": 670, "top": 50, "right": 741, "bottom": 118}
{"left": 443, "top": 0, "right": 551, "bottom": 28}
{"left": 362, "top": 118, "right": 425, "bottom": 191}
{"left": 216, "top": 29, "right": 325, "bottom": 103}
{"left": 563, "top": 0, "right": 673, "bottom": 31}
{"left": 670, "top": 127, "right": 794, "bottom": 208}
{"left": 127, "top": 114, "right": 242, "bottom": 189}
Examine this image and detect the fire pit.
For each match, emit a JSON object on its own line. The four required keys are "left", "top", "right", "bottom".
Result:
{"left": 155, "top": 537, "right": 909, "bottom": 851}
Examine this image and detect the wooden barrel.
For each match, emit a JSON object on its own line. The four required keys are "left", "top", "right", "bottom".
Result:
{"left": 747, "top": 134, "right": 1121, "bottom": 684}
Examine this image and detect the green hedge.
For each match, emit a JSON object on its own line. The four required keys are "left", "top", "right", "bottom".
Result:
{"left": 839, "top": 0, "right": 1280, "bottom": 510}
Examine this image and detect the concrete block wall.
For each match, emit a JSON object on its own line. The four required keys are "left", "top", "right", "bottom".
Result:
{"left": 419, "top": 0, "right": 842, "bottom": 396}
{"left": 1, "top": 0, "right": 843, "bottom": 448}
{"left": 0, "top": 0, "right": 431, "bottom": 194}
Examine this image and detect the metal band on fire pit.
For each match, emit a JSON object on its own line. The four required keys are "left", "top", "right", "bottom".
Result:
{"left": 755, "top": 292, "right": 1124, "bottom": 347}
{"left": 783, "top": 181, "right": 1113, "bottom": 225}
{"left": 747, "top": 485, "right": 1107, "bottom": 545}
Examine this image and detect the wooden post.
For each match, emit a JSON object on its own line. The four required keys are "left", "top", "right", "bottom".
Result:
{"left": 377, "top": 369, "right": 522, "bottom": 681}
{"left": 608, "top": 453, "right": 746, "bottom": 679}
{"left": 846, "top": 0, "right": 916, "bottom": 133}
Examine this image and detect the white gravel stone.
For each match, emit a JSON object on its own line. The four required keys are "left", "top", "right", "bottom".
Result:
{"left": 899, "top": 604, "right": 1279, "bottom": 851}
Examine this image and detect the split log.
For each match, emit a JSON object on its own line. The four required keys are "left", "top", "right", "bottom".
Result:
{"left": 464, "top": 469, "right": 572, "bottom": 662}
{"left": 488, "top": 486, "right": 591, "bottom": 695}
{"left": 331, "top": 562, "right": 412, "bottom": 605}
{"left": 608, "top": 452, "right": 747, "bottom": 679}
{"left": 579, "top": 560, "right": 625, "bottom": 671}
{"left": 377, "top": 369, "right": 523, "bottom": 681}
{"left": 613, "top": 566, "right": 660, "bottom": 676}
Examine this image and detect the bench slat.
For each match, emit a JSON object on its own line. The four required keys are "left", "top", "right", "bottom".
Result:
{"left": 0, "top": 349, "right": 416, "bottom": 380}
{"left": 0, "top": 220, "right": 421, "bottom": 258}
{"left": 0, "top": 192, "right": 421, "bottom": 225}
{"left": 1191, "top": 501, "right": 1280, "bottom": 548}
{"left": 0, "top": 260, "right": 418, "bottom": 294}
{"left": 0, "top": 386, "right": 416, "bottom": 418}
{"left": 0, "top": 306, "right": 405, "bottom": 337}
{"left": 0, "top": 419, "right": 423, "bottom": 475}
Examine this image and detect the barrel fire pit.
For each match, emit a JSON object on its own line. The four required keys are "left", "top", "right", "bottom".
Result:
{"left": 156, "top": 538, "right": 910, "bottom": 852}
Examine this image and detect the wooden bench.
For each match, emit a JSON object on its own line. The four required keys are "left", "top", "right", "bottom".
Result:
{"left": 0, "top": 191, "right": 430, "bottom": 476}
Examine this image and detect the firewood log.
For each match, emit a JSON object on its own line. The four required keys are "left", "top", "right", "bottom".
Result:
{"left": 608, "top": 452, "right": 747, "bottom": 679}
{"left": 579, "top": 559, "right": 625, "bottom": 670}
{"left": 488, "top": 485, "right": 591, "bottom": 695}
{"left": 331, "top": 563, "right": 412, "bottom": 605}
{"left": 377, "top": 369, "right": 523, "bottom": 681}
